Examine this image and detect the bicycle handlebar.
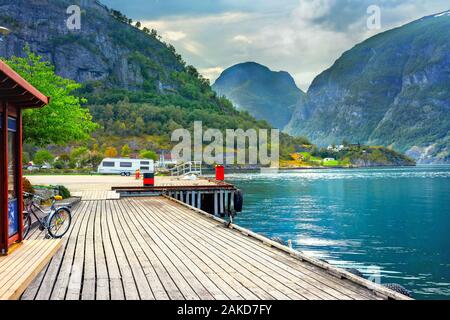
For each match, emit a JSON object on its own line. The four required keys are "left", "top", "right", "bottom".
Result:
{"left": 23, "top": 192, "right": 56, "bottom": 203}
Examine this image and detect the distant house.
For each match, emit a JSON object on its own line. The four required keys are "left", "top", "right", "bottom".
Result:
{"left": 327, "top": 145, "right": 346, "bottom": 152}
{"left": 324, "top": 158, "right": 336, "bottom": 162}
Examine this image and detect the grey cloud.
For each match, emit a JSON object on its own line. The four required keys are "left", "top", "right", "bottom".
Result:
{"left": 101, "top": 0, "right": 450, "bottom": 90}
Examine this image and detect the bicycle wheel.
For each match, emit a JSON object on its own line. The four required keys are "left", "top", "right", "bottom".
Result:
{"left": 48, "top": 208, "right": 72, "bottom": 239}
{"left": 23, "top": 212, "right": 32, "bottom": 239}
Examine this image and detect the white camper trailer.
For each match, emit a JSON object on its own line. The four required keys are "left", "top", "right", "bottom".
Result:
{"left": 97, "top": 158, "right": 154, "bottom": 176}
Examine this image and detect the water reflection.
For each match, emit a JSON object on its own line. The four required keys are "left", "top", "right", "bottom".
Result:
{"left": 229, "top": 166, "right": 450, "bottom": 300}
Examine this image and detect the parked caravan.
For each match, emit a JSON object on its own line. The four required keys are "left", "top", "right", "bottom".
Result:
{"left": 97, "top": 158, "right": 154, "bottom": 176}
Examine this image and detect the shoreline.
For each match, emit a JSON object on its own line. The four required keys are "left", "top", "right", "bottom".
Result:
{"left": 202, "top": 164, "right": 418, "bottom": 174}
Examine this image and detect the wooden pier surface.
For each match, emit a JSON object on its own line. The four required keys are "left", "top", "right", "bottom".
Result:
{"left": 21, "top": 196, "right": 408, "bottom": 300}
{"left": 27, "top": 175, "right": 223, "bottom": 192}
{"left": 1, "top": 240, "right": 62, "bottom": 300}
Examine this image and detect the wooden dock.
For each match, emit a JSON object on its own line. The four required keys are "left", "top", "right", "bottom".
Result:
{"left": 0, "top": 240, "right": 62, "bottom": 300}
{"left": 21, "top": 196, "right": 410, "bottom": 300}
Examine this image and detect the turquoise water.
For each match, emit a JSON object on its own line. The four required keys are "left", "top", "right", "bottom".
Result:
{"left": 227, "top": 166, "right": 450, "bottom": 300}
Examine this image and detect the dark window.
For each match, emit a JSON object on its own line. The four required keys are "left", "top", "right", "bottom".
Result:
{"left": 140, "top": 161, "right": 150, "bottom": 165}
{"left": 0, "top": 115, "right": 17, "bottom": 131}
{"left": 102, "top": 162, "right": 115, "bottom": 167}
{"left": 120, "top": 162, "right": 133, "bottom": 168}
{"left": 140, "top": 167, "right": 149, "bottom": 171}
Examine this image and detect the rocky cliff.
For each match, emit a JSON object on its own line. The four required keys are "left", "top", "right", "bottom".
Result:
{"left": 0, "top": 0, "right": 183, "bottom": 91}
{"left": 285, "top": 11, "right": 450, "bottom": 163}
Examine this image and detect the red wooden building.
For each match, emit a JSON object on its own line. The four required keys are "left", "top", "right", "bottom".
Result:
{"left": 0, "top": 59, "right": 49, "bottom": 255}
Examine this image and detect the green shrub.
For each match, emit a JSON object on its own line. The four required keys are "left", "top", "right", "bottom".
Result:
{"left": 54, "top": 160, "right": 65, "bottom": 169}
{"left": 56, "top": 185, "right": 71, "bottom": 199}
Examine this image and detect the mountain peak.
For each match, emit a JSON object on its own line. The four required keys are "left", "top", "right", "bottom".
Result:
{"left": 213, "top": 62, "right": 304, "bottom": 129}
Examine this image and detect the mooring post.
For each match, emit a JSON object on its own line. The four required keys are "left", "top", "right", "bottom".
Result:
{"left": 214, "top": 192, "right": 219, "bottom": 216}
{"left": 224, "top": 191, "right": 229, "bottom": 213}
{"left": 197, "top": 192, "right": 201, "bottom": 209}
{"left": 191, "top": 191, "right": 195, "bottom": 207}
{"left": 219, "top": 190, "right": 224, "bottom": 215}
{"left": 231, "top": 191, "right": 235, "bottom": 211}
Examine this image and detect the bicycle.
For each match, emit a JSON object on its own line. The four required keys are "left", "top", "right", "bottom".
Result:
{"left": 23, "top": 192, "right": 73, "bottom": 239}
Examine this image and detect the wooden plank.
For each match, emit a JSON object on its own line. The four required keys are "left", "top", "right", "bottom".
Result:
{"left": 115, "top": 201, "right": 180, "bottom": 300}
{"left": 122, "top": 199, "right": 200, "bottom": 300}
{"left": 114, "top": 200, "right": 170, "bottom": 300}
{"left": 81, "top": 201, "right": 98, "bottom": 300}
{"left": 20, "top": 262, "right": 48, "bottom": 300}
{"left": 23, "top": 201, "right": 87, "bottom": 300}
{"left": 0, "top": 240, "right": 42, "bottom": 275}
{"left": 150, "top": 198, "right": 303, "bottom": 300}
{"left": 101, "top": 200, "right": 125, "bottom": 300}
{"left": 126, "top": 198, "right": 224, "bottom": 300}
{"left": 161, "top": 200, "right": 348, "bottom": 299}
{"left": 0, "top": 240, "right": 62, "bottom": 300}
{"left": 157, "top": 198, "right": 372, "bottom": 300}
{"left": 50, "top": 201, "right": 91, "bottom": 300}
{"left": 163, "top": 197, "right": 383, "bottom": 300}
{"left": 20, "top": 196, "right": 394, "bottom": 301}
{"left": 65, "top": 200, "right": 95, "bottom": 300}
{"left": 104, "top": 200, "right": 140, "bottom": 300}
{"left": 134, "top": 199, "right": 244, "bottom": 300}
{"left": 131, "top": 198, "right": 275, "bottom": 300}
{"left": 110, "top": 200, "right": 155, "bottom": 300}
{"left": 94, "top": 200, "right": 110, "bottom": 300}
{"left": 171, "top": 200, "right": 372, "bottom": 299}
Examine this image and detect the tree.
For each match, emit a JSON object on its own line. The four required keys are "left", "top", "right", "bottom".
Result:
{"left": 140, "top": 150, "right": 158, "bottom": 161}
{"left": 70, "top": 147, "right": 89, "bottom": 161}
{"left": 135, "top": 21, "right": 141, "bottom": 29}
{"left": 59, "top": 154, "right": 70, "bottom": 163}
{"left": 105, "top": 147, "right": 118, "bottom": 158}
{"left": 121, "top": 144, "right": 131, "bottom": 157}
{"left": 22, "top": 152, "right": 30, "bottom": 165}
{"left": 53, "top": 160, "right": 66, "bottom": 170}
{"left": 87, "top": 152, "right": 103, "bottom": 169}
{"left": 34, "top": 150, "right": 54, "bottom": 165}
{"left": 5, "top": 46, "right": 98, "bottom": 146}
{"left": 70, "top": 147, "right": 89, "bottom": 167}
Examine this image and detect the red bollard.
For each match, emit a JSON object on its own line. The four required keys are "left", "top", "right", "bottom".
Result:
{"left": 143, "top": 173, "right": 154, "bottom": 186}
{"left": 215, "top": 165, "right": 225, "bottom": 181}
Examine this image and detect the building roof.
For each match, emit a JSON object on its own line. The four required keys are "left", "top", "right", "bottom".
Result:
{"left": 0, "top": 59, "right": 49, "bottom": 108}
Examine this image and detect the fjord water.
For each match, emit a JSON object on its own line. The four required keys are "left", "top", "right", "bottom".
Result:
{"left": 228, "top": 166, "right": 450, "bottom": 300}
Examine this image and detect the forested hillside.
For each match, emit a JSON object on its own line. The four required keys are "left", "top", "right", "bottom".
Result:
{"left": 0, "top": 0, "right": 305, "bottom": 160}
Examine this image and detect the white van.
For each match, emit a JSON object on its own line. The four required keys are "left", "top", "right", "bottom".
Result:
{"left": 97, "top": 158, "right": 154, "bottom": 176}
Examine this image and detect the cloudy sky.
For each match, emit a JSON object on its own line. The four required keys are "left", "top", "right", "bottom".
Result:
{"left": 102, "top": 0, "right": 450, "bottom": 91}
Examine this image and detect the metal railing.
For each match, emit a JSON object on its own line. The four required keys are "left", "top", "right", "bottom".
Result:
{"left": 170, "top": 161, "right": 202, "bottom": 177}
